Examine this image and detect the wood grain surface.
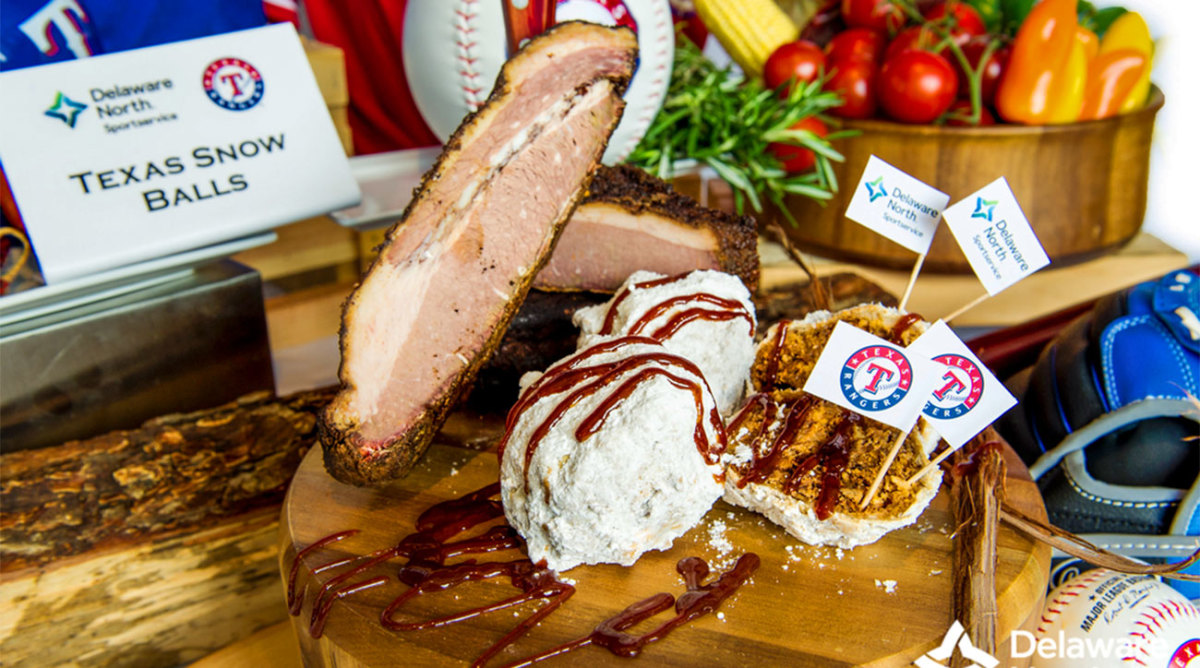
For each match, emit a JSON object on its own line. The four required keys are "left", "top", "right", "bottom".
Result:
{"left": 280, "top": 413, "right": 1050, "bottom": 668}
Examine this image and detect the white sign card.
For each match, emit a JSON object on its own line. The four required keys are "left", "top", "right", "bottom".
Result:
{"left": 942, "top": 177, "right": 1049, "bottom": 295}
{"left": 803, "top": 320, "right": 943, "bottom": 432}
{"left": 907, "top": 320, "right": 1017, "bottom": 448}
{"left": 844, "top": 155, "right": 949, "bottom": 255}
{"left": 0, "top": 23, "right": 360, "bottom": 284}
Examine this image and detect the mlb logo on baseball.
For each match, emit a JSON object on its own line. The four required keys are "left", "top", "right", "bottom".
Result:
{"left": 841, "top": 345, "right": 914, "bottom": 410}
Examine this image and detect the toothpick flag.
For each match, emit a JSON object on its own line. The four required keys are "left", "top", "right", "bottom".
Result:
{"left": 845, "top": 155, "right": 950, "bottom": 256}
{"left": 942, "top": 177, "right": 1049, "bottom": 296}
{"left": 804, "top": 321, "right": 943, "bottom": 432}
{"left": 907, "top": 320, "right": 1017, "bottom": 449}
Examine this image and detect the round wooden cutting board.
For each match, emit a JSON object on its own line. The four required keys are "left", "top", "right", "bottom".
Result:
{"left": 280, "top": 412, "right": 1050, "bottom": 667}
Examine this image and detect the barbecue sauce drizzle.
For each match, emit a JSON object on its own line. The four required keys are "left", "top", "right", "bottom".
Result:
{"left": 599, "top": 273, "right": 694, "bottom": 334}
{"left": 287, "top": 483, "right": 759, "bottom": 667}
{"left": 504, "top": 553, "right": 761, "bottom": 667}
{"left": 497, "top": 337, "right": 727, "bottom": 488}
{"left": 889, "top": 312, "right": 924, "bottom": 343}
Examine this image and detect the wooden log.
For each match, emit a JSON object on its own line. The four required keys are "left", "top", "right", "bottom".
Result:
{"left": 0, "top": 507, "right": 285, "bottom": 668}
{"left": 1, "top": 388, "right": 334, "bottom": 572}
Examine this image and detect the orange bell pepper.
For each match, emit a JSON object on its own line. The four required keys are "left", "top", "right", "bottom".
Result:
{"left": 1080, "top": 48, "right": 1147, "bottom": 120}
{"left": 1076, "top": 26, "right": 1099, "bottom": 62}
{"left": 995, "top": 0, "right": 1084, "bottom": 124}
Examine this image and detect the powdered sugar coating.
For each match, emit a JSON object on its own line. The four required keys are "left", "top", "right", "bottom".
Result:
{"left": 501, "top": 339, "right": 725, "bottom": 572}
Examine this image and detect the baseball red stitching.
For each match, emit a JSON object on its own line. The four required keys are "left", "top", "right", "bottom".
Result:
{"left": 454, "top": 0, "right": 486, "bottom": 112}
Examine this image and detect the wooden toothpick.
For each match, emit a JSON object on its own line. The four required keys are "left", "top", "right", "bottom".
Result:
{"left": 898, "top": 252, "right": 927, "bottom": 312}
{"left": 942, "top": 292, "right": 990, "bottom": 323}
{"left": 860, "top": 427, "right": 911, "bottom": 509}
{"left": 903, "top": 445, "right": 960, "bottom": 487}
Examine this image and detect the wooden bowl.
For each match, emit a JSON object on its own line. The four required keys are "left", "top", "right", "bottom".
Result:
{"left": 768, "top": 88, "right": 1165, "bottom": 273}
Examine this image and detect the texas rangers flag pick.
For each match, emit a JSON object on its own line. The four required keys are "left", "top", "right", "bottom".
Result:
{"left": 804, "top": 321, "right": 943, "bottom": 432}
{"left": 903, "top": 320, "right": 1017, "bottom": 485}
{"left": 908, "top": 320, "right": 1016, "bottom": 448}
{"left": 806, "top": 321, "right": 944, "bottom": 509}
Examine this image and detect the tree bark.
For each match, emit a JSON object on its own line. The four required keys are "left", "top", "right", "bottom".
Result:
{"left": 1, "top": 388, "right": 335, "bottom": 572}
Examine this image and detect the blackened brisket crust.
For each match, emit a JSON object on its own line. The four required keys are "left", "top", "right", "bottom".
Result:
{"left": 321, "top": 23, "right": 636, "bottom": 485}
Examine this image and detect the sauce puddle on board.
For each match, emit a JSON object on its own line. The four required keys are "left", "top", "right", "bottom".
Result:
{"left": 287, "top": 483, "right": 759, "bottom": 667}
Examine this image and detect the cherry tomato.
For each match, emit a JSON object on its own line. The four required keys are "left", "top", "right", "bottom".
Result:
{"left": 883, "top": 26, "right": 943, "bottom": 61}
{"left": 768, "top": 116, "right": 830, "bottom": 172}
{"left": 841, "top": 0, "right": 905, "bottom": 33}
{"left": 824, "top": 61, "right": 878, "bottom": 119}
{"left": 923, "top": 1, "right": 986, "bottom": 46}
{"left": 953, "top": 38, "right": 1009, "bottom": 106}
{"left": 826, "top": 28, "right": 887, "bottom": 66}
{"left": 877, "top": 50, "right": 958, "bottom": 123}
{"left": 764, "top": 40, "right": 827, "bottom": 93}
{"left": 944, "top": 99, "right": 996, "bottom": 125}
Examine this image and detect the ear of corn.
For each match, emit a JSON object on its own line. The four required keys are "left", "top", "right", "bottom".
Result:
{"left": 694, "top": 0, "right": 799, "bottom": 79}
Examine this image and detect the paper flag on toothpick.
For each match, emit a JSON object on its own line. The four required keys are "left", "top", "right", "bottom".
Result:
{"left": 942, "top": 177, "right": 1049, "bottom": 295}
{"left": 844, "top": 155, "right": 949, "bottom": 255}
{"left": 907, "top": 320, "right": 1017, "bottom": 448}
{"left": 803, "top": 321, "right": 943, "bottom": 432}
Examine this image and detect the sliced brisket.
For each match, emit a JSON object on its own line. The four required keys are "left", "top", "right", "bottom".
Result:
{"left": 534, "top": 165, "right": 760, "bottom": 293}
{"left": 321, "top": 23, "right": 637, "bottom": 485}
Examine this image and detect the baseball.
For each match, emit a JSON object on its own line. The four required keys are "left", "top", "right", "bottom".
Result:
{"left": 401, "top": 0, "right": 673, "bottom": 166}
{"left": 1022, "top": 568, "right": 1199, "bottom": 667}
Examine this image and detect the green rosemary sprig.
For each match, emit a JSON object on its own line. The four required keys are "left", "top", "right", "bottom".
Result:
{"left": 626, "top": 38, "right": 851, "bottom": 224}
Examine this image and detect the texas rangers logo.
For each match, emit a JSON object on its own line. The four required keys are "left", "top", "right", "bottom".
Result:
{"left": 841, "top": 345, "right": 913, "bottom": 411}
{"left": 923, "top": 354, "right": 984, "bottom": 419}
{"left": 202, "top": 58, "right": 264, "bottom": 111}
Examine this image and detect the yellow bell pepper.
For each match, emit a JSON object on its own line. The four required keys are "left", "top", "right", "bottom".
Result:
{"left": 1044, "top": 34, "right": 1088, "bottom": 123}
{"left": 1100, "top": 11, "right": 1153, "bottom": 111}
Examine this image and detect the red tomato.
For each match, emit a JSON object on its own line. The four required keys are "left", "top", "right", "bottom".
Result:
{"left": 841, "top": 0, "right": 905, "bottom": 33}
{"left": 826, "top": 28, "right": 887, "bottom": 66}
{"left": 768, "top": 117, "right": 830, "bottom": 172}
{"left": 763, "top": 40, "right": 827, "bottom": 92}
{"left": 824, "top": 61, "right": 878, "bottom": 119}
{"left": 883, "top": 26, "right": 943, "bottom": 61}
{"left": 877, "top": 50, "right": 958, "bottom": 123}
{"left": 953, "top": 38, "right": 1010, "bottom": 106}
{"left": 945, "top": 99, "right": 996, "bottom": 125}
{"left": 923, "top": 1, "right": 986, "bottom": 46}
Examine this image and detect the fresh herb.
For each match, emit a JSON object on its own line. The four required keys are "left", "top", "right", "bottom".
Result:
{"left": 626, "top": 38, "right": 849, "bottom": 224}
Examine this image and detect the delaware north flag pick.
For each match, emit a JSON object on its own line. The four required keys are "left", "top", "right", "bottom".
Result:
{"left": 803, "top": 321, "right": 942, "bottom": 432}
{"left": 907, "top": 320, "right": 1017, "bottom": 448}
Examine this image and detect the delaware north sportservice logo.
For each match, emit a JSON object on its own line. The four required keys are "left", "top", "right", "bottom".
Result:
{"left": 840, "top": 344, "right": 914, "bottom": 411}
{"left": 45, "top": 92, "right": 88, "bottom": 128}
{"left": 865, "top": 175, "right": 888, "bottom": 202}
{"left": 922, "top": 354, "right": 984, "bottom": 419}
{"left": 202, "top": 58, "right": 264, "bottom": 111}
{"left": 971, "top": 196, "right": 998, "bottom": 221}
